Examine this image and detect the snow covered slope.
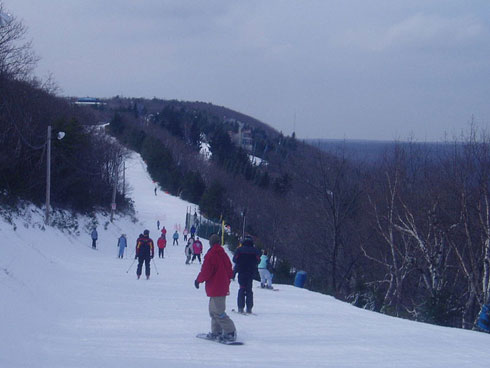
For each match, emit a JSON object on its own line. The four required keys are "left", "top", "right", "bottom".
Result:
{"left": 1, "top": 152, "right": 489, "bottom": 368}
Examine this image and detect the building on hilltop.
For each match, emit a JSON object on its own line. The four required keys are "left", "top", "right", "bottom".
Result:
{"left": 226, "top": 118, "right": 253, "bottom": 152}
{"left": 74, "top": 97, "right": 105, "bottom": 106}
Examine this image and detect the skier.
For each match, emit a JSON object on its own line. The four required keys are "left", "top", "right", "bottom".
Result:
{"left": 190, "top": 225, "right": 196, "bottom": 238}
{"left": 91, "top": 228, "right": 98, "bottom": 249}
{"left": 192, "top": 236, "right": 203, "bottom": 264}
{"left": 258, "top": 249, "right": 274, "bottom": 289}
{"left": 185, "top": 237, "right": 194, "bottom": 265}
{"left": 183, "top": 228, "right": 189, "bottom": 242}
{"left": 117, "top": 234, "right": 127, "bottom": 258}
{"left": 157, "top": 233, "right": 166, "bottom": 258}
{"left": 157, "top": 220, "right": 160, "bottom": 230}
{"left": 161, "top": 226, "right": 167, "bottom": 238}
{"left": 135, "top": 230, "right": 154, "bottom": 280}
{"left": 173, "top": 230, "right": 179, "bottom": 245}
{"left": 233, "top": 236, "right": 261, "bottom": 314}
{"left": 194, "top": 234, "right": 237, "bottom": 342}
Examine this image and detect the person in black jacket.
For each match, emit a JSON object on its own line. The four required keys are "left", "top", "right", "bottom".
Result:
{"left": 135, "top": 229, "right": 155, "bottom": 280}
{"left": 232, "top": 236, "right": 261, "bottom": 313}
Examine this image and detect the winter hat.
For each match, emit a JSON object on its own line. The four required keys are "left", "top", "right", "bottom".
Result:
{"left": 209, "top": 234, "right": 220, "bottom": 246}
{"left": 143, "top": 229, "right": 150, "bottom": 236}
{"left": 243, "top": 236, "right": 253, "bottom": 247}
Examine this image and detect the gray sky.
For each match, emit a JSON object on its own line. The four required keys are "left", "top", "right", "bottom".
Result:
{"left": 5, "top": 0, "right": 490, "bottom": 141}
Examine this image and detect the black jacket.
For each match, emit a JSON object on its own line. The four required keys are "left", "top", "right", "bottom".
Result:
{"left": 233, "top": 245, "right": 260, "bottom": 274}
{"left": 136, "top": 236, "right": 154, "bottom": 258}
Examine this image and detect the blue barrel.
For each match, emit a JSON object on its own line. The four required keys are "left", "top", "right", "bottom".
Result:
{"left": 294, "top": 271, "right": 307, "bottom": 288}
{"left": 477, "top": 304, "right": 490, "bottom": 332}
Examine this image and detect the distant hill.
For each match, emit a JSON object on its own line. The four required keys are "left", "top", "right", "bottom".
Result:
{"left": 308, "top": 138, "right": 455, "bottom": 163}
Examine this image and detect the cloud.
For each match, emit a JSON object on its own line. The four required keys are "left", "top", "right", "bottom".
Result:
{"left": 335, "top": 13, "right": 487, "bottom": 52}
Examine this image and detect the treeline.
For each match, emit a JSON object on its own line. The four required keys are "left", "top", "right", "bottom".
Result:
{"left": 106, "top": 97, "right": 490, "bottom": 331}
{"left": 0, "top": 8, "right": 128, "bottom": 216}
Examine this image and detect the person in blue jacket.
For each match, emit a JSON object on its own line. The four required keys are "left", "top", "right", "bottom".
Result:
{"left": 258, "top": 249, "right": 274, "bottom": 289}
{"left": 117, "top": 234, "right": 127, "bottom": 258}
{"left": 233, "top": 236, "right": 261, "bottom": 314}
{"left": 91, "top": 228, "right": 98, "bottom": 249}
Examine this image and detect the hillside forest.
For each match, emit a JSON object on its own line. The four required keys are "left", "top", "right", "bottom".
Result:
{"left": 1, "top": 5, "right": 489, "bottom": 332}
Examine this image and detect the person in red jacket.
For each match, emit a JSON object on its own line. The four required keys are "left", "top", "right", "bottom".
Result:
{"left": 194, "top": 234, "right": 236, "bottom": 342}
{"left": 157, "top": 233, "right": 166, "bottom": 258}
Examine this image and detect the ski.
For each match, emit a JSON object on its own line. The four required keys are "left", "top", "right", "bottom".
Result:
{"left": 196, "top": 333, "right": 244, "bottom": 345}
{"left": 231, "top": 309, "right": 258, "bottom": 316}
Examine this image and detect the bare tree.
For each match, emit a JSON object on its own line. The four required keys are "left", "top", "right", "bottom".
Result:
{"left": 0, "top": 5, "right": 38, "bottom": 80}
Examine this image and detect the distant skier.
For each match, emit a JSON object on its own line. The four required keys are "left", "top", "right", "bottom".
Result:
{"left": 157, "top": 220, "right": 160, "bottom": 230}
{"left": 135, "top": 230, "right": 154, "bottom": 280}
{"left": 233, "top": 236, "right": 261, "bottom": 314}
{"left": 192, "top": 237, "right": 203, "bottom": 264}
{"left": 258, "top": 249, "right": 274, "bottom": 289}
{"left": 190, "top": 225, "right": 196, "bottom": 238}
{"left": 185, "top": 237, "right": 194, "bottom": 265}
{"left": 183, "top": 228, "right": 189, "bottom": 242}
{"left": 194, "top": 234, "right": 237, "bottom": 342}
{"left": 157, "top": 233, "right": 167, "bottom": 258}
{"left": 154, "top": 187, "right": 157, "bottom": 196}
{"left": 91, "top": 228, "right": 98, "bottom": 249}
{"left": 117, "top": 234, "right": 127, "bottom": 258}
{"left": 161, "top": 226, "right": 167, "bottom": 238}
{"left": 173, "top": 230, "right": 179, "bottom": 245}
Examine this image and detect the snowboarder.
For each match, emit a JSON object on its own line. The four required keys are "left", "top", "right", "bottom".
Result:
{"left": 194, "top": 234, "right": 237, "bottom": 342}
{"left": 233, "top": 236, "right": 261, "bottom": 314}
{"left": 258, "top": 249, "right": 274, "bottom": 289}
{"left": 192, "top": 237, "right": 203, "bottom": 264}
{"left": 172, "top": 230, "right": 179, "bottom": 245}
{"left": 157, "top": 233, "right": 166, "bottom": 258}
{"left": 91, "top": 228, "right": 98, "bottom": 249}
{"left": 135, "top": 230, "right": 154, "bottom": 280}
{"left": 190, "top": 225, "right": 196, "bottom": 238}
{"left": 183, "top": 228, "right": 189, "bottom": 242}
{"left": 117, "top": 234, "right": 127, "bottom": 258}
{"left": 185, "top": 237, "right": 194, "bottom": 265}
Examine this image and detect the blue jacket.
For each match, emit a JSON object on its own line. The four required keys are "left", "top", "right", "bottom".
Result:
{"left": 258, "top": 255, "right": 269, "bottom": 269}
{"left": 91, "top": 230, "right": 98, "bottom": 240}
{"left": 118, "top": 236, "right": 127, "bottom": 248}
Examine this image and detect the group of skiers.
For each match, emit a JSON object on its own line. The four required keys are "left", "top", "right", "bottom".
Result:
{"left": 194, "top": 234, "right": 274, "bottom": 343}
{"left": 185, "top": 236, "right": 203, "bottom": 264}
{"left": 92, "top": 224, "right": 274, "bottom": 343}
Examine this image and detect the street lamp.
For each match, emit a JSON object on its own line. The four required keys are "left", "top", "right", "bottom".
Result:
{"left": 45, "top": 125, "right": 65, "bottom": 225}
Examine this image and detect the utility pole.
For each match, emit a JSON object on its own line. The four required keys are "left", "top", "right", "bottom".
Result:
{"left": 122, "top": 160, "right": 126, "bottom": 198}
{"left": 110, "top": 158, "right": 119, "bottom": 222}
{"left": 45, "top": 125, "right": 52, "bottom": 224}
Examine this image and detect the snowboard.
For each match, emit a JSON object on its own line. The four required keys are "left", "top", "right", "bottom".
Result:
{"left": 256, "top": 286, "right": 279, "bottom": 291}
{"left": 196, "top": 333, "right": 243, "bottom": 345}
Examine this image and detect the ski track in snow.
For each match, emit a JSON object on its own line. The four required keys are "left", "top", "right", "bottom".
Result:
{"left": 1, "top": 151, "right": 489, "bottom": 367}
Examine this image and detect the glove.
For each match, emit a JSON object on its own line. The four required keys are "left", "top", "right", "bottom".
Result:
{"left": 194, "top": 279, "right": 200, "bottom": 289}
{"left": 134, "top": 255, "right": 138, "bottom": 260}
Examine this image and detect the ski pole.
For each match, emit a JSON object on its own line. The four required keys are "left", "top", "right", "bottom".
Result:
{"left": 126, "top": 258, "right": 136, "bottom": 273}
{"left": 152, "top": 258, "right": 160, "bottom": 275}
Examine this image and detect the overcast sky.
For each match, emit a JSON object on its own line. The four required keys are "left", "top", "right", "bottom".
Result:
{"left": 5, "top": 0, "right": 490, "bottom": 141}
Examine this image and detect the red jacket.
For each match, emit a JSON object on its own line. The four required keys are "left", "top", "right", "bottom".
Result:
{"left": 157, "top": 237, "right": 167, "bottom": 249}
{"left": 197, "top": 244, "right": 233, "bottom": 297}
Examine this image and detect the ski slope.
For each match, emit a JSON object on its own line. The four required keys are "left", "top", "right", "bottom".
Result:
{"left": 1, "top": 152, "right": 489, "bottom": 368}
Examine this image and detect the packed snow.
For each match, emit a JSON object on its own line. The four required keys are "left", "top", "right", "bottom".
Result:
{"left": 1, "top": 151, "right": 489, "bottom": 368}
